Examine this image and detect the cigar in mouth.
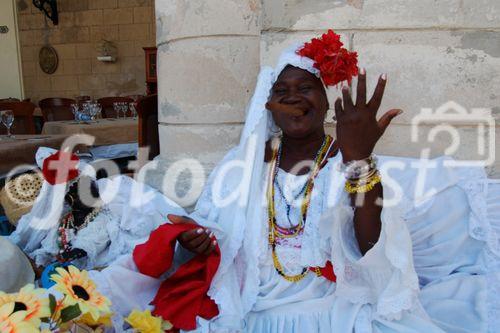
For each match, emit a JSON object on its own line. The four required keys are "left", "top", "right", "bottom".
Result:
{"left": 266, "top": 102, "right": 306, "bottom": 117}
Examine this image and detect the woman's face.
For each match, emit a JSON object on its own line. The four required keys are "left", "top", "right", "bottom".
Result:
{"left": 269, "top": 65, "right": 329, "bottom": 138}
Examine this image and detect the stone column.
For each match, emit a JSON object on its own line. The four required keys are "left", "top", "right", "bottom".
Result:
{"left": 146, "top": 0, "right": 261, "bottom": 206}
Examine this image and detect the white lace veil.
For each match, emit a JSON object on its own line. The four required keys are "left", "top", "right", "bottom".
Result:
{"left": 205, "top": 43, "right": 324, "bottom": 327}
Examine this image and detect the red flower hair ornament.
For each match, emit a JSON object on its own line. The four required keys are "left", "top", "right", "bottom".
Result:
{"left": 42, "top": 151, "right": 80, "bottom": 185}
{"left": 297, "top": 29, "right": 358, "bottom": 87}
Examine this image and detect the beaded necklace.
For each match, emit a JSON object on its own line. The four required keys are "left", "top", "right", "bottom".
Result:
{"left": 274, "top": 143, "right": 310, "bottom": 228}
{"left": 267, "top": 135, "right": 333, "bottom": 282}
{"left": 56, "top": 207, "right": 101, "bottom": 262}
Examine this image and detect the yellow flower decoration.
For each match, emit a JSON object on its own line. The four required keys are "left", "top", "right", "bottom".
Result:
{"left": 0, "top": 303, "right": 39, "bottom": 333}
{"left": 51, "top": 265, "right": 111, "bottom": 321}
{"left": 77, "top": 312, "right": 112, "bottom": 328}
{"left": 0, "top": 284, "right": 50, "bottom": 326}
{"left": 125, "top": 309, "right": 173, "bottom": 333}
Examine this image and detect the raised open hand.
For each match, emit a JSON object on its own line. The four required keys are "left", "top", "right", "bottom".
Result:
{"left": 334, "top": 69, "right": 402, "bottom": 163}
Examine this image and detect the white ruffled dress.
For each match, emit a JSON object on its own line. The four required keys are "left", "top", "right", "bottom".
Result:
{"left": 8, "top": 175, "right": 185, "bottom": 270}
{"left": 90, "top": 151, "right": 500, "bottom": 333}
{"left": 192, "top": 151, "right": 500, "bottom": 333}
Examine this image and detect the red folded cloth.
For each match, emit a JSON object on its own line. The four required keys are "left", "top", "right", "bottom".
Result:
{"left": 133, "top": 223, "right": 220, "bottom": 331}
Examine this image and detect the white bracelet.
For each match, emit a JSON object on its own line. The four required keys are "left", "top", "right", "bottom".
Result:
{"left": 338, "top": 154, "right": 378, "bottom": 179}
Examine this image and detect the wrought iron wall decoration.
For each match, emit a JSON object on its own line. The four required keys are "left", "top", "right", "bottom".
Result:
{"left": 32, "top": 0, "right": 58, "bottom": 25}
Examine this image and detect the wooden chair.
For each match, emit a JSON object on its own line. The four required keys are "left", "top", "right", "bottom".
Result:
{"left": 39, "top": 98, "right": 75, "bottom": 122}
{"left": 126, "top": 94, "right": 145, "bottom": 102}
{"left": 0, "top": 102, "right": 36, "bottom": 135}
{"left": 137, "top": 94, "right": 159, "bottom": 162}
{"left": 97, "top": 97, "right": 134, "bottom": 118}
{"left": 75, "top": 95, "right": 91, "bottom": 104}
{"left": 0, "top": 98, "right": 20, "bottom": 103}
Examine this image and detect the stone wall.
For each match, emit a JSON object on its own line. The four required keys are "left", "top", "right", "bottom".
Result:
{"left": 260, "top": 0, "right": 500, "bottom": 178}
{"left": 152, "top": 0, "right": 500, "bottom": 194}
{"left": 16, "top": 0, "right": 155, "bottom": 102}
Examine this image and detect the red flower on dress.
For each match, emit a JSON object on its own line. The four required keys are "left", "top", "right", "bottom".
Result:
{"left": 42, "top": 151, "right": 79, "bottom": 185}
{"left": 297, "top": 29, "right": 358, "bottom": 86}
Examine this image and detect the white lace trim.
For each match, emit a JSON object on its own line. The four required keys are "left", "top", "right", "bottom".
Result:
{"left": 463, "top": 179, "right": 500, "bottom": 333}
{"left": 272, "top": 43, "right": 319, "bottom": 83}
{"left": 323, "top": 188, "right": 420, "bottom": 321}
{"left": 300, "top": 163, "right": 332, "bottom": 268}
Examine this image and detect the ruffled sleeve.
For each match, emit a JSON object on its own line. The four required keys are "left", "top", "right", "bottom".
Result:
{"left": 323, "top": 187, "right": 418, "bottom": 319}
{"left": 320, "top": 176, "right": 420, "bottom": 321}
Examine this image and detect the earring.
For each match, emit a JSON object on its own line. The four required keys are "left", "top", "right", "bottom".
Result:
{"left": 66, "top": 193, "right": 75, "bottom": 206}
{"left": 270, "top": 123, "right": 282, "bottom": 136}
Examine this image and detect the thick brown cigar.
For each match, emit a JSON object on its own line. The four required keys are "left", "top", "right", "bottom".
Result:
{"left": 266, "top": 102, "right": 305, "bottom": 117}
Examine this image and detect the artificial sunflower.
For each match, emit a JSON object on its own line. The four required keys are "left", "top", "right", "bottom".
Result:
{"left": 76, "top": 311, "right": 112, "bottom": 328}
{"left": 0, "top": 284, "right": 50, "bottom": 326}
{"left": 51, "top": 265, "right": 111, "bottom": 321}
{"left": 125, "top": 309, "right": 173, "bottom": 333}
{"left": 0, "top": 303, "right": 39, "bottom": 333}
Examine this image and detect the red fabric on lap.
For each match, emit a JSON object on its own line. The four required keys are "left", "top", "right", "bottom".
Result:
{"left": 133, "top": 223, "right": 220, "bottom": 331}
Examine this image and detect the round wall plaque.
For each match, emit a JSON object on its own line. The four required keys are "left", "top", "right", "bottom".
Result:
{"left": 39, "top": 46, "right": 58, "bottom": 74}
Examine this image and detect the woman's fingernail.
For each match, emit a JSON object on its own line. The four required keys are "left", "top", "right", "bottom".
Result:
{"left": 360, "top": 67, "right": 366, "bottom": 75}
{"left": 397, "top": 109, "right": 404, "bottom": 115}
{"left": 196, "top": 228, "right": 204, "bottom": 234}
{"left": 212, "top": 240, "right": 217, "bottom": 245}
{"left": 381, "top": 73, "right": 387, "bottom": 80}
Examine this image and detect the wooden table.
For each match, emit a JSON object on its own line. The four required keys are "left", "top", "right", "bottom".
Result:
{"left": 0, "top": 134, "right": 68, "bottom": 176}
{"left": 41, "top": 118, "right": 138, "bottom": 146}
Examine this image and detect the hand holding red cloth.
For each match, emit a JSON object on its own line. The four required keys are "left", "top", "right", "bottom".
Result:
{"left": 133, "top": 223, "right": 220, "bottom": 331}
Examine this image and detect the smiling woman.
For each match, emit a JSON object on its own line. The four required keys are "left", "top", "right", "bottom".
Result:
{"left": 88, "top": 30, "right": 500, "bottom": 333}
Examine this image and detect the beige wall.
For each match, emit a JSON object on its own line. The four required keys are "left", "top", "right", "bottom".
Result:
{"left": 0, "top": 0, "right": 23, "bottom": 99}
{"left": 259, "top": 0, "right": 500, "bottom": 177}
{"left": 16, "top": 0, "right": 155, "bottom": 103}
{"left": 151, "top": 0, "right": 500, "bottom": 194}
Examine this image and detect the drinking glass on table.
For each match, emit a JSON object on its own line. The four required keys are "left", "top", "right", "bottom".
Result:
{"left": 70, "top": 103, "right": 80, "bottom": 122}
{"left": 87, "top": 103, "right": 94, "bottom": 121}
{"left": 81, "top": 102, "right": 93, "bottom": 122}
{"left": 120, "top": 102, "right": 129, "bottom": 118}
{"left": 129, "top": 102, "right": 137, "bottom": 119}
{"left": 87, "top": 102, "right": 96, "bottom": 121}
{"left": 94, "top": 103, "right": 102, "bottom": 120}
{"left": 113, "top": 102, "right": 121, "bottom": 119}
{"left": 1, "top": 110, "right": 14, "bottom": 138}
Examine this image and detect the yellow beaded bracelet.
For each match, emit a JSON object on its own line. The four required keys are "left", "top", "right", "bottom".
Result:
{"left": 345, "top": 173, "right": 382, "bottom": 194}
